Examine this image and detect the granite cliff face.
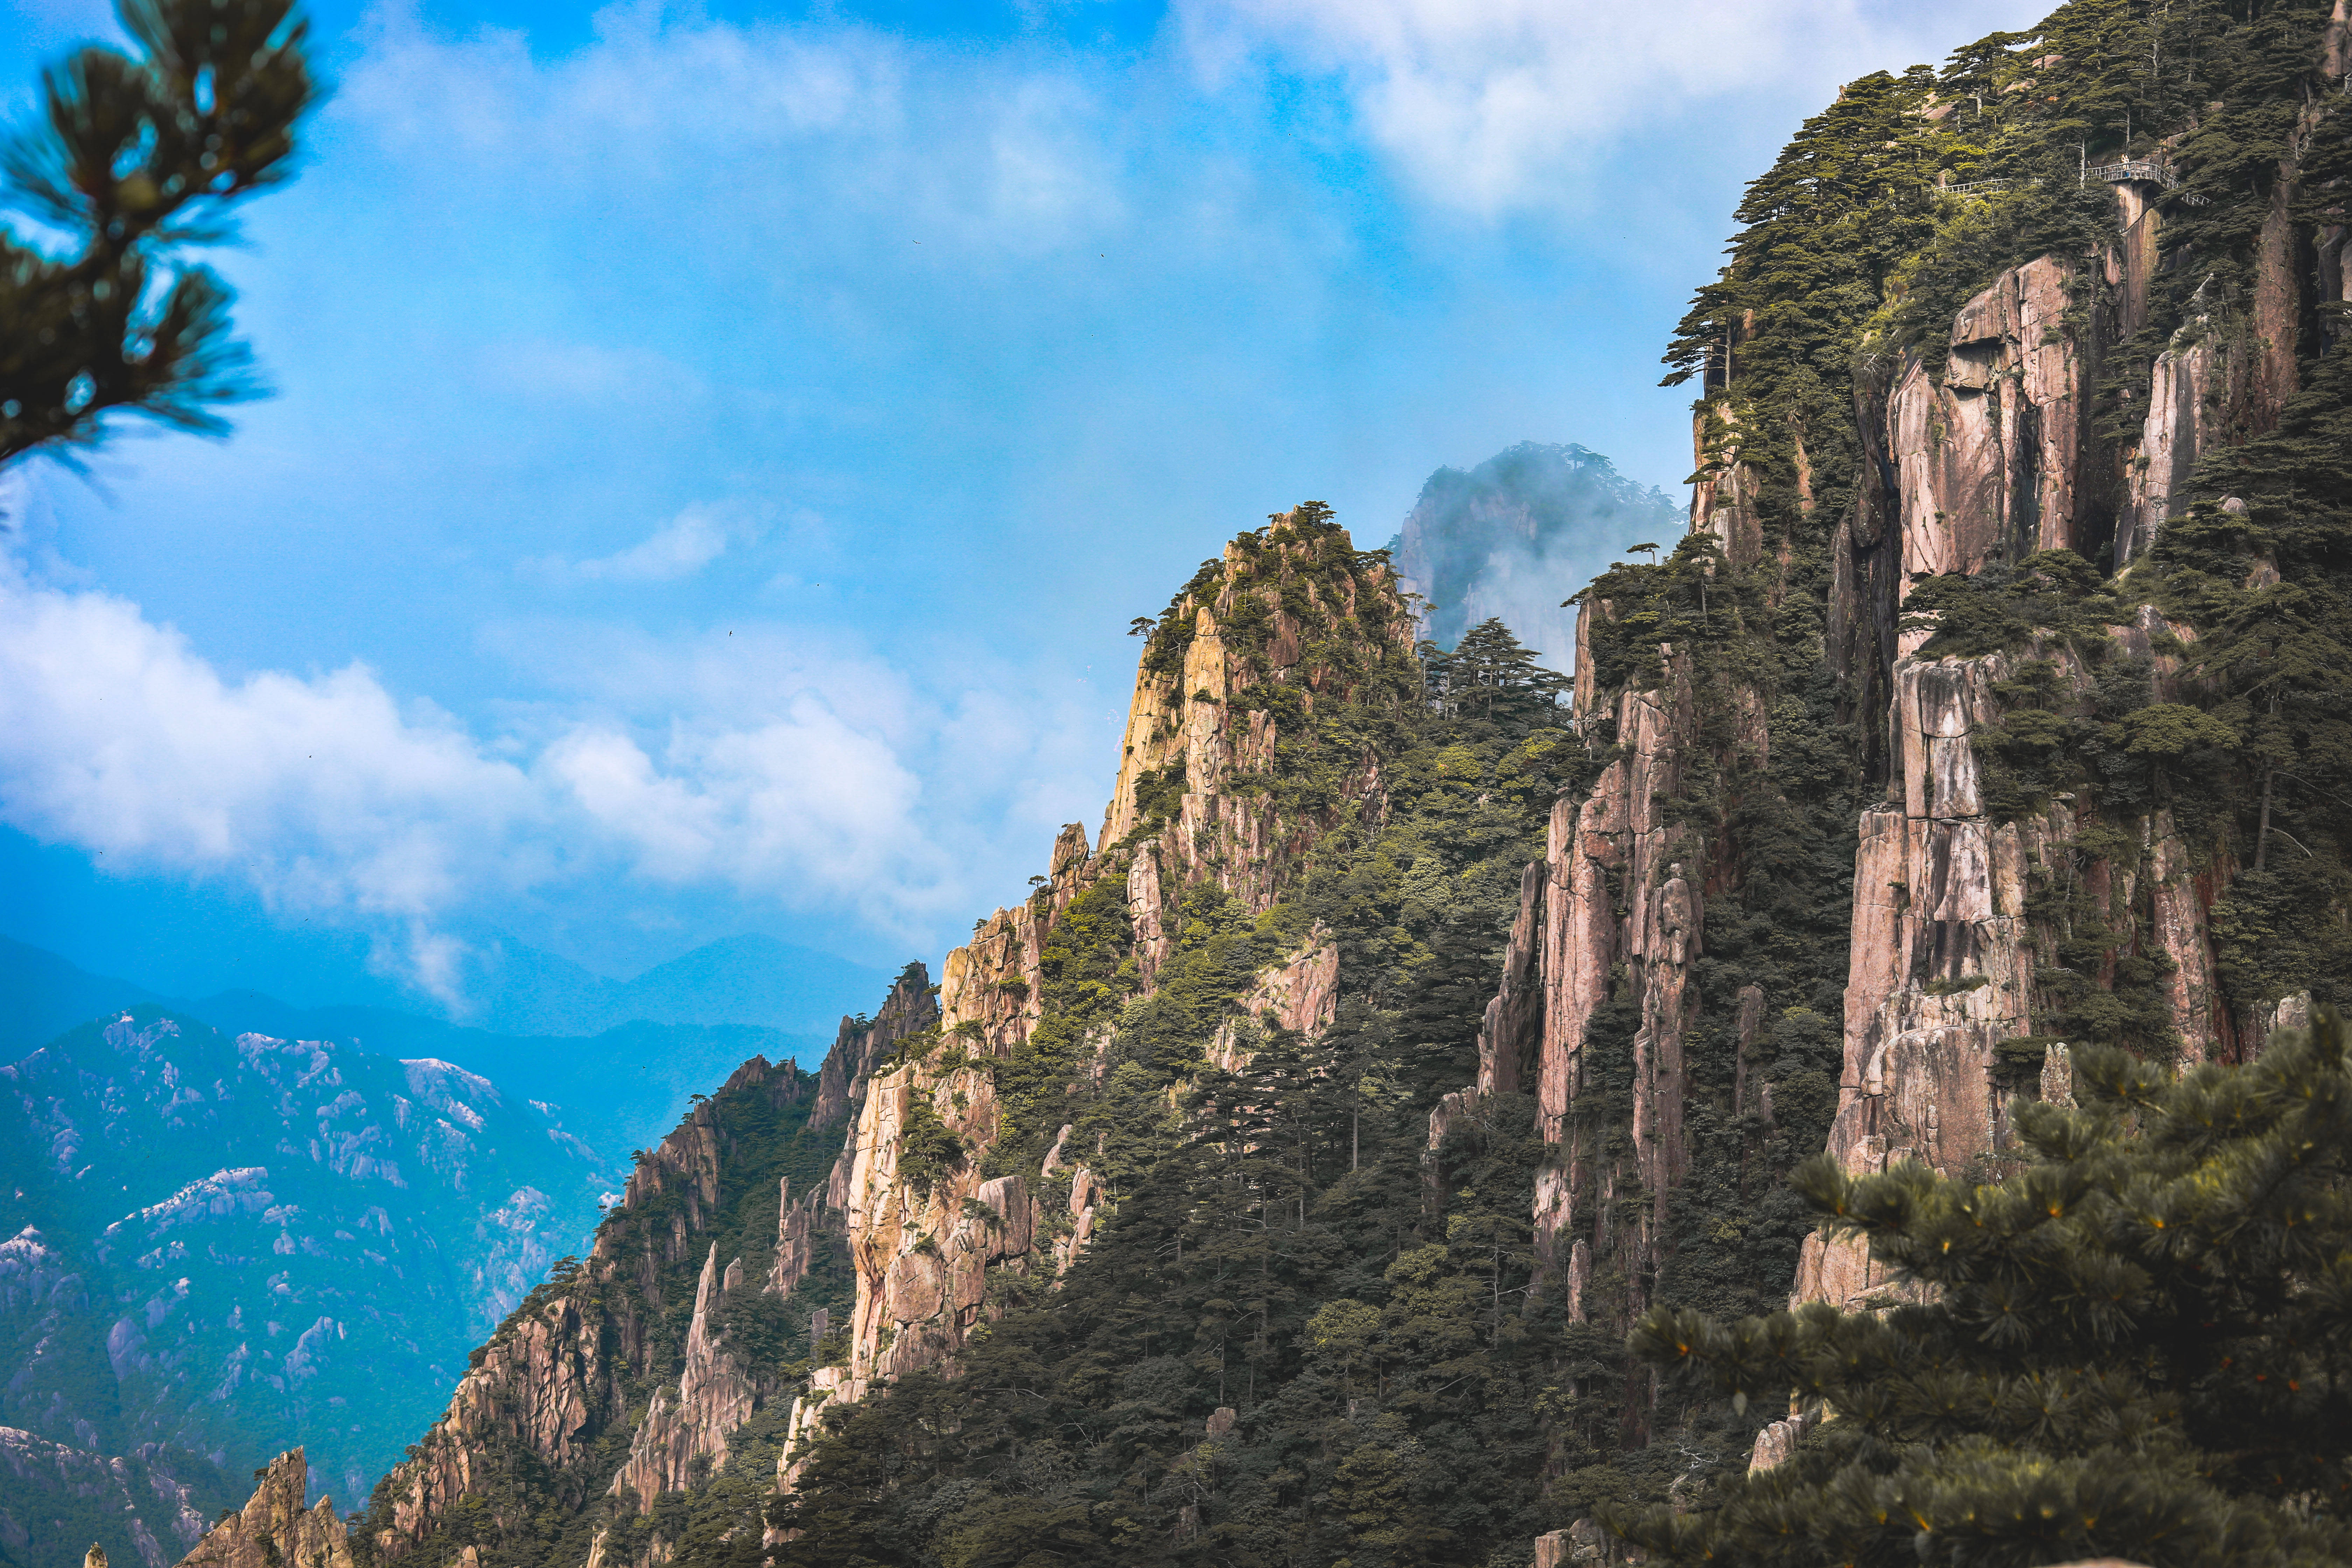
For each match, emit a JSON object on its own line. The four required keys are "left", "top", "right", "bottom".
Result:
{"left": 1446, "top": 4, "right": 2351, "bottom": 1468}
{"left": 780, "top": 513, "right": 1412, "bottom": 1478}
{"left": 349, "top": 971, "right": 934, "bottom": 1568}
{"left": 1791, "top": 157, "right": 2338, "bottom": 1307}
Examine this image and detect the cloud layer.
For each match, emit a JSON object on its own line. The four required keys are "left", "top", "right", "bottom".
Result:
{"left": 0, "top": 547, "right": 1094, "bottom": 1002}
{"left": 1183, "top": 0, "right": 2049, "bottom": 212}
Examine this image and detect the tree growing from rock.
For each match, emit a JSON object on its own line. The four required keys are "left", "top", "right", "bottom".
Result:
{"left": 1614, "top": 1013, "right": 2352, "bottom": 1567}
{"left": 1421, "top": 617, "right": 1569, "bottom": 732}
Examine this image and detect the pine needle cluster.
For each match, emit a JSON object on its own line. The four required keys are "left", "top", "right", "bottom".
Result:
{"left": 1614, "top": 1013, "right": 2352, "bottom": 1567}
{"left": 1, "top": 0, "right": 316, "bottom": 468}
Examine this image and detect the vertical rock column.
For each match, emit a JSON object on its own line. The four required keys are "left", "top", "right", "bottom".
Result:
{"left": 1794, "top": 655, "right": 2049, "bottom": 1308}
{"left": 610, "top": 1243, "right": 756, "bottom": 1508}
{"left": 174, "top": 1451, "right": 351, "bottom": 1568}
{"left": 1527, "top": 669, "right": 1701, "bottom": 1315}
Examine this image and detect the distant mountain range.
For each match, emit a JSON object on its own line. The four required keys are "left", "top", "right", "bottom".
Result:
{"left": 0, "top": 933, "right": 886, "bottom": 1565}
{"left": 1386, "top": 440, "right": 1684, "bottom": 668}
{"left": 0, "top": 1009, "right": 621, "bottom": 1562}
{"left": 0, "top": 935, "right": 866, "bottom": 1158}
{"left": 0, "top": 930, "right": 879, "bottom": 1051}
{"left": 428, "top": 930, "right": 886, "bottom": 1039}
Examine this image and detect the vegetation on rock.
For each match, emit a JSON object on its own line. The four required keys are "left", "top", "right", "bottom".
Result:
{"left": 1621, "top": 1013, "right": 2352, "bottom": 1567}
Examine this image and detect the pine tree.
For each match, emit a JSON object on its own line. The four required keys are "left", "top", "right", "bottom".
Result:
{"left": 1612, "top": 1013, "right": 2352, "bottom": 1568}
{"left": 1, "top": 0, "right": 317, "bottom": 470}
{"left": 1429, "top": 618, "right": 1569, "bottom": 733}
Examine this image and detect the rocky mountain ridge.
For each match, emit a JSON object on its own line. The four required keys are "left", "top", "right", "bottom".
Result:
{"left": 161, "top": 2, "right": 2352, "bottom": 1563}
{"left": 342, "top": 967, "right": 935, "bottom": 1568}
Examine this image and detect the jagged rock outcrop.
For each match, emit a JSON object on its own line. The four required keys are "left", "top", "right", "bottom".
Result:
{"left": 365, "top": 1041, "right": 856, "bottom": 1561}
{"left": 1746, "top": 1408, "right": 1817, "bottom": 1475}
{"left": 1689, "top": 403, "right": 1766, "bottom": 570}
{"left": 768, "top": 1177, "right": 816, "bottom": 1298}
{"left": 174, "top": 1450, "right": 351, "bottom": 1568}
{"left": 1793, "top": 654, "right": 2054, "bottom": 1308}
{"left": 610, "top": 1244, "right": 755, "bottom": 1508}
{"left": 811, "top": 966, "right": 936, "bottom": 1138}
{"left": 354, "top": 960, "right": 938, "bottom": 1563}
{"left": 1415, "top": 581, "right": 1770, "bottom": 1457}
{"left": 1795, "top": 626, "right": 2239, "bottom": 1305}
{"left": 1531, "top": 1519, "right": 1611, "bottom": 1566}
{"left": 1790, "top": 216, "right": 2272, "bottom": 1308}
{"left": 780, "top": 513, "right": 1413, "bottom": 1482}
{"left": 2119, "top": 326, "right": 2214, "bottom": 567}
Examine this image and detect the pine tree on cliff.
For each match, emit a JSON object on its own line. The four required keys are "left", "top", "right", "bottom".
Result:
{"left": 1425, "top": 617, "right": 1568, "bottom": 733}
{"left": 1611, "top": 1013, "right": 2352, "bottom": 1567}
{"left": 2155, "top": 335, "right": 2352, "bottom": 1008}
{"left": 1, "top": 0, "right": 316, "bottom": 470}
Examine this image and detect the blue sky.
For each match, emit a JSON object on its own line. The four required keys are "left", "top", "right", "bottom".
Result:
{"left": 0, "top": 0, "right": 2045, "bottom": 1015}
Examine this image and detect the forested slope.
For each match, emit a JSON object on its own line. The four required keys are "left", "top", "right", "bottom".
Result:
{"left": 164, "top": 1, "right": 2352, "bottom": 1565}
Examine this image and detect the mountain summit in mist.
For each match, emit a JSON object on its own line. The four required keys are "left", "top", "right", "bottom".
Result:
{"left": 1386, "top": 441, "right": 1682, "bottom": 668}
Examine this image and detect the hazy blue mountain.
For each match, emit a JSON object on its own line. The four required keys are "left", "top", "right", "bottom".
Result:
{"left": 0, "top": 1424, "right": 230, "bottom": 1568}
{"left": 456, "top": 930, "right": 883, "bottom": 1038}
{"left": 2, "top": 829, "right": 883, "bottom": 1040}
{"left": 0, "top": 827, "right": 424, "bottom": 1014}
{"left": 0, "top": 1009, "right": 620, "bottom": 1542}
{"left": 1386, "top": 441, "right": 1684, "bottom": 670}
{"left": 169, "top": 996, "right": 822, "bottom": 1161}
{"left": 0, "top": 929, "right": 845, "bottom": 1563}
{"left": 0, "top": 938, "right": 831, "bottom": 1160}
{"left": 0, "top": 935, "right": 162, "bottom": 1055}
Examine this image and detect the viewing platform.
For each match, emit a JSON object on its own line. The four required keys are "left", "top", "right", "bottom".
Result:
{"left": 2088, "top": 158, "right": 2176, "bottom": 188}
{"left": 2086, "top": 158, "right": 2208, "bottom": 205}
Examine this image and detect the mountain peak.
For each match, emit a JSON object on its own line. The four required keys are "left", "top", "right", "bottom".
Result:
{"left": 1388, "top": 439, "right": 1682, "bottom": 666}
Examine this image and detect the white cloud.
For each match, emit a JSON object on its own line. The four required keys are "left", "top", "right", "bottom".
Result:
{"left": 0, "top": 561, "right": 537, "bottom": 926}
{"left": 1178, "top": 0, "right": 2053, "bottom": 214}
{"left": 0, "top": 554, "right": 1084, "bottom": 995}
{"left": 544, "top": 700, "right": 929, "bottom": 890}
{"left": 555, "top": 502, "right": 764, "bottom": 583}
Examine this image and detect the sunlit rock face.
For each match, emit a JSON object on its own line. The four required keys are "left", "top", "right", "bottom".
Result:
{"left": 173, "top": 1450, "right": 351, "bottom": 1568}
{"left": 1885, "top": 258, "right": 2089, "bottom": 612}
{"left": 782, "top": 513, "right": 1409, "bottom": 1478}
{"left": 1452, "top": 190, "right": 2271, "bottom": 1395}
